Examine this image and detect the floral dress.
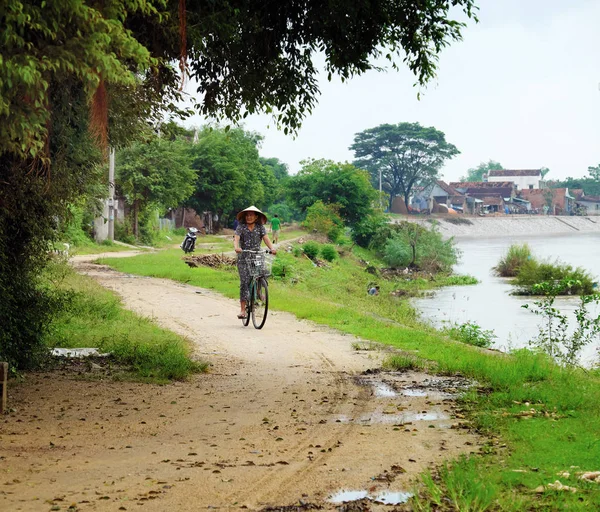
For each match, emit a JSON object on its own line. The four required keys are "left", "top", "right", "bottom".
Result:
{"left": 235, "top": 223, "right": 267, "bottom": 301}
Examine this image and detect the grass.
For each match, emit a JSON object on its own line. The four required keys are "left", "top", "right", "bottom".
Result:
{"left": 98, "top": 241, "right": 600, "bottom": 510}
{"left": 493, "top": 243, "right": 532, "bottom": 277}
{"left": 45, "top": 265, "right": 207, "bottom": 382}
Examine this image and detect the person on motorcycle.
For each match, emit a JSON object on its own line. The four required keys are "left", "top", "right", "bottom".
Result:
{"left": 234, "top": 206, "right": 277, "bottom": 319}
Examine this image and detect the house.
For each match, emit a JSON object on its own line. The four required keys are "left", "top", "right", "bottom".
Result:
{"left": 450, "top": 181, "right": 515, "bottom": 213}
{"left": 519, "top": 188, "right": 574, "bottom": 215}
{"left": 575, "top": 195, "right": 600, "bottom": 216}
{"left": 410, "top": 180, "right": 466, "bottom": 213}
{"left": 487, "top": 169, "right": 542, "bottom": 190}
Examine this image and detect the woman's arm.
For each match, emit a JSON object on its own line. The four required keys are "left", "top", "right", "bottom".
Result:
{"left": 234, "top": 234, "right": 242, "bottom": 253}
{"left": 262, "top": 234, "right": 277, "bottom": 254}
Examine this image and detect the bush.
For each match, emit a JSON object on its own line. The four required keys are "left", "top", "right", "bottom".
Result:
{"left": 444, "top": 321, "right": 496, "bottom": 348}
{"left": 320, "top": 244, "right": 338, "bottom": 262}
{"left": 514, "top": 259, "right": 596, "bottom": 295}
{"left": 302, "top": 201, "right": 344, "bottom": 242}
{"left": 302, "top": 241, "right": 320, "bottom": 260}
{"left": 382, "top": 222, "right": 459, "bottom": 273}
{"left": 351, "top": 211, "right": 390, "bottom": 248}
{"left": 494, "top": 244, "right": 532, "bottom": 277}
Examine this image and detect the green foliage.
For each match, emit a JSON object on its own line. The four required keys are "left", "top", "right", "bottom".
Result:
{"left": 414, "top": 457, "right": 497, "bottom": 512}
{"left": 460, "top": 159, "right": 503, "bottom": 182}
{"left": 117, "top": 136, "right": 196, "bottom": 238}
{"left": 350, "top": 123, "right": 460, "bottom": 210}
{"left": 187, "top": 126, "right": 273, "bottom": 226}
{"left": 286, "top": 159, "right": 376, "bottom": 225}
{"left": 514, "top": 260, "right": 595, "bottom": 295}
{"left": 443, "top": 322, "right": 496, "bottom": 348}
{"left": 267, "top": 202, "right": 301, "bottom": 223}
{"left": 494, "top": 243, "right": 532, "bottom": 277}
{"left": 523, "top": 286, "right": 600, "bottom": 367}
{"left": 382, "top": 222, "right": 459, "bottom": 273}
{"left": 588, "top": 164, "right": 600, "bottom": 181}
{"left": 302, "top": 241, "right": 320, "bottom": 260}
{"left": 320, "top": 245, "right": 338, "bottom": 262}
{"left": 549, "top": 176, "right": 600, "bottom": 196}
{"left": 302, "top": 201, "right": 345, "bottom": 242}
{"left": 351, "top": 210, "right": 391, "bottom": 248}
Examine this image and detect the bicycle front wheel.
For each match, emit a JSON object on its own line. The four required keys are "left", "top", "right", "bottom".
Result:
{"left": 251, "top": 277, "right": 269, "bottom": 329}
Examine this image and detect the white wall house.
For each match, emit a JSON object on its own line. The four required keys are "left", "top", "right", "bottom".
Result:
{"left": 487, "top": 169, "right": 541, "bottom": 190}
{"left": 576, "top": 196, "right": 600, "bottom": 216}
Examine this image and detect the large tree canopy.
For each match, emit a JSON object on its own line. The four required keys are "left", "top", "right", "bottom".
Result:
{"left": 117, "top": 137, "right": 197, "bottom": 237}
{"left": 286, "top": 159, "right": 377, "bottom": 225}
{"left": 350, "top": 123, "right": 460, "bottom": 210}
{"left": 186, "top": 126, "right": 272, "bottom": 225}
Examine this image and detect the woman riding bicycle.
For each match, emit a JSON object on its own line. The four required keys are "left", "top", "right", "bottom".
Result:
{"left": 234, "top": 206, "right": 277, "bottom": 319}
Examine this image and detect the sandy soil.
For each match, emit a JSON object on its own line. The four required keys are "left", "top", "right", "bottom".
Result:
{"left": 1, "top": 255, "right": 481, "bottom": 511}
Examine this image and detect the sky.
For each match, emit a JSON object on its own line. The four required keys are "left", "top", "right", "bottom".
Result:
{"left": 181, "top": 0, "right": 600, "bottom": 182}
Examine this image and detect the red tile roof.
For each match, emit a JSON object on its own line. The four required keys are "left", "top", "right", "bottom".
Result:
{"left": 435, "top": 180, "right": 461, "bottom": 196}
{"left": 489, "top": 169, "right": 541, "bottom": 177}
{"left": 450, "top": 181, "right": 514, "bottom": 189}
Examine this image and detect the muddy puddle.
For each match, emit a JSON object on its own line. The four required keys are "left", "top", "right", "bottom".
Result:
{"left": 334, "top": 372, "right": 475, "bottom": 427}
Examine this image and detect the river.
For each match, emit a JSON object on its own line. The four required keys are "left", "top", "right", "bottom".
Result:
{"left": 412, "top": 233, "right": 600, "bottom": 365}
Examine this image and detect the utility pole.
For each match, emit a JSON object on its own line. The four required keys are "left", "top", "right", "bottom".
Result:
{"left": 108, "top": 148, "right": 115, "bottom": 241}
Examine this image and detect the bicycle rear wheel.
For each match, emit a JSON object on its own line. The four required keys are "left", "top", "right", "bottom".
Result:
{"left": 251, "top": 277, "right": 269, "bottom": 329}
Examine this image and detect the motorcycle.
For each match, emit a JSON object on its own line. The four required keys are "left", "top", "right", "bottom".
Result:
{"left": 181, "top": 227, "right": 199, "bottom": 253}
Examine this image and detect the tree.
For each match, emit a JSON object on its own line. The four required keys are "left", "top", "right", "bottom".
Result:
{"left": 461, "top": 160, "right": 503, "bottom": 182}
{"left": 541, "top": 167, "right": 551, "bottom": 179}
{"left": 186, "top": 127, "right": 272, "bottom": 226}
{"left": 588, "top": 164, "right": 600, "bottom": 181}
{"left": 351, "top": 123, "right": 460, "bottom": 210}
{"left": 285, "top": 159, "right": 377, "bottom": 225}
{"left": 1, "top": 0, "right": 476, "bottom": 367}
{"left": 260, "top": 158, "right": 289, "bottom": 182}
{"left": 117, "top": 137, "right": 196, "bottom": 238}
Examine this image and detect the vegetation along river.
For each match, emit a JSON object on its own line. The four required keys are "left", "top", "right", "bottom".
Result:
{"left": 412, "top": 233, "right": 600, "bottom": 365}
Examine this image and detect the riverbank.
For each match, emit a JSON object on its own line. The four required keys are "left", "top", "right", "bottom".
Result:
{"left": 395, "top": 214, "right": 600, "bottom": 239}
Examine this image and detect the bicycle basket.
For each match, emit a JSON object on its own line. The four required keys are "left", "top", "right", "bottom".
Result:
{"left": 245, "top": 252, "right": 273, "bottom": 278}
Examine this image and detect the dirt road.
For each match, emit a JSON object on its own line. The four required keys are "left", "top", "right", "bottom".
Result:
{"left": 1, "top": 255, "right": 480, "bottom": 511}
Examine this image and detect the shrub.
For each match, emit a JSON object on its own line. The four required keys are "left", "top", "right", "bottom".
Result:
{"left": 382, "top": 222, "right": 459, "bottom": 273}
{"left": 302, "top": 201, "right": 344, "bottom": 242}
{"left": 320, "top": 244, "right": 338, "bottom": 262}
{"left": 302, "top": 241, "right": 320, "bottom": 260}
{"left": 444, "top": 321, "right": 496, "bottom": 348}
{"left": 351, "top": 211, "right": 390, "bottom": 248}
{"left": 514, "top": 260, "right": 595, "bottom": 295}
{"left": 494, "top": 244, "right": 532, "bottom": 277}
{"left": 292, "top": 245, "right": 303, "bottom": 258}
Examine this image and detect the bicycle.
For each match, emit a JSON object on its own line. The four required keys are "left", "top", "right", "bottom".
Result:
{"left": 240, "top": 249, "right": 274, "bottom": 329}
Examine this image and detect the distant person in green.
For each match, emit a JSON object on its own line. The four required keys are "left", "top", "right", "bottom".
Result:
{"left": 270, "top": 214, "right": 281, "bottom": 244}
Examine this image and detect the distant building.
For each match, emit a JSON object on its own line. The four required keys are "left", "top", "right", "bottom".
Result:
{"left": 575, "top": 194, "right": 600, "bottom": 216}
{"left": 487, "top": 169, "right": 542, "bottom": 190}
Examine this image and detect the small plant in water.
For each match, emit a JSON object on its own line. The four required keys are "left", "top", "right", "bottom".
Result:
{"left": 522, "top": 281, "right": 600, "bottom": 366}
{"left": 444, "top": 321, "right": 496, "bottom": 348}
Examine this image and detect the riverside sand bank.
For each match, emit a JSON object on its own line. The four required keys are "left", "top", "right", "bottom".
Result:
{"left": 396, "top": 215, "right": 600, "bottom": 239}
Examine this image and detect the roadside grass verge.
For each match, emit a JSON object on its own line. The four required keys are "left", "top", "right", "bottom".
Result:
{"left": 45, "top": 265, "right": 207, "bottom": 382}
{"left": 100, "top": 247, "right": 600, "bottom": 510}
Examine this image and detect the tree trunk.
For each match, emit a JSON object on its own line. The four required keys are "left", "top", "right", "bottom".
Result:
{"left": 133, "top": 199, "right": 139, "bottom": 238}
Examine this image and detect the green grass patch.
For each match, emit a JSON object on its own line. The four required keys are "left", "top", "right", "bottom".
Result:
{"left": 99, "top": 246, "right": 600, "bottom": 510}
{"left": 46, "top": 267, "right": 207, "bottom": 381}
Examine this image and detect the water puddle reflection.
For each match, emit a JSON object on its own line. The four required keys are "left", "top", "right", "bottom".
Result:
{"left": 333, "top": 410, "right": 449, "bottom": 425}
{"left": 373, "top": 382, "right": 397, "bottom": 397}
{"left": 328, "top": 489, "right": 413, "bottom": 505}
{"left": 328, "top": 490, "right": 368, "bottom": 503}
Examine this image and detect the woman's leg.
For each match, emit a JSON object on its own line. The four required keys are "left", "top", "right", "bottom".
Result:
{"left": 238, "top": 262, "right": 250, "bottom": 315}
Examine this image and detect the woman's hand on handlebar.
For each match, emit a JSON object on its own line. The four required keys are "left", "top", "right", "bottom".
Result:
{"left": 235, "top": 247, "right": 242, "bottom": 253}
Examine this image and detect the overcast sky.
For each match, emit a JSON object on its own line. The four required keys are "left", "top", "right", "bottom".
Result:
{"left": 182, "top": 0, "right": 600, "bottom": 182}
